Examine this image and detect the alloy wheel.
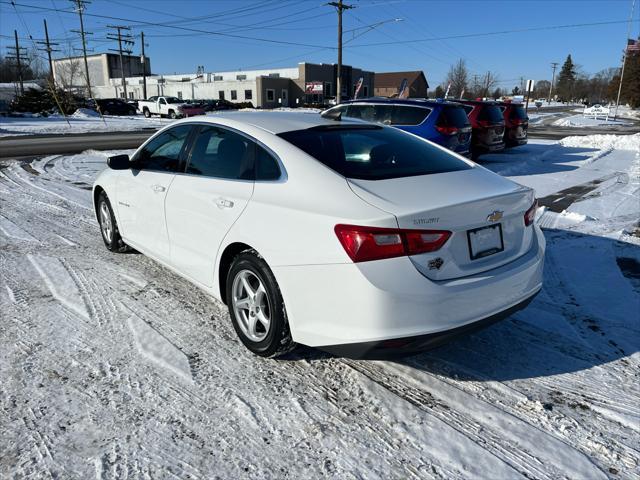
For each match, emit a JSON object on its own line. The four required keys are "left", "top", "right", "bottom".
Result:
{"left": 232, "top": 269, "right": 271, "bottom": 342}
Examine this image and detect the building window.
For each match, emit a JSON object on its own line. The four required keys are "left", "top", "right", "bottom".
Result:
{"left": 245, "top": 89, "right": 252, "bottom": 100}
{"left": 213, "top": 75, "right": 223, "bottom": 81}
{"left": 236, "top": 74, "right": 246, "bottom": 81}
{"left": 219, "top": 91, "right": 225, "bottom": 100}
{"left": 128, "top": 92, "right": 134, "bottom": 99}
{"left": 363, "top": 85, "right": 369, "bottom": 97}
{"left": 231, "top": 90, "right": 237, "bottom": 100}
{"left": 268, "top": 73, "right": 280, "bottom": 78}
{"left": 266, "top": 89, "right": 275, "bottom": 101}
{"left": 177, "top": 91, "right": 183, "bottom": 99}
{"left": 182, "top": 77, "right": 190, "bottom": 82}
{"left": 324, "top": 82, "right": 332, "bottom": 96}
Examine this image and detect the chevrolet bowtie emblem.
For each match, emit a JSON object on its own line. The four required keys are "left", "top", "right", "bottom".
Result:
{"left": 487, "top": 210, "right": 503, "bottom": 222}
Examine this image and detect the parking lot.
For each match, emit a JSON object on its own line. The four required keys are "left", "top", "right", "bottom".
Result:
{"left": 1, "top": 132, "right": 638, "bottom": 479}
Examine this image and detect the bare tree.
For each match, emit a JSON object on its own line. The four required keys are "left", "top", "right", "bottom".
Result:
{"left": 482, "top": 71, "right": 499, "bottom": 97}
{"left": 446, "top": 59, "right": 469, "bottom": 98}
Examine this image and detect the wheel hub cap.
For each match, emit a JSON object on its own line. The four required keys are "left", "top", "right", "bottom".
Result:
{"left": 231, "top": 270, "right": 271, "bottom": 342}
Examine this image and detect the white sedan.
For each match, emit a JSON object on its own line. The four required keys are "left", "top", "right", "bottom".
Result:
{"left": 93, "top": 111, "right": 544, "bottom": 358}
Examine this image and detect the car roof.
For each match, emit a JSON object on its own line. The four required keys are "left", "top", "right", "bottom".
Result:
{"left": 343, "top": 97, "right": 461, "bottom": 108}
{"left": 200, "top": 110, "right": 369, "bottom": 134}
{"left": 454, "top": 99, "right": 501, "bottom": 106}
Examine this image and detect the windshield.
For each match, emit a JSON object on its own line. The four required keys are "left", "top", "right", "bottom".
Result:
{"left": 165, "top": 97, "right": 183, "bottom": 104}
{"left": 278, "top": 125, "right": 471, "bottom": 181}
{"left": 478, "top": 105, "right": 504, "bottom": 124}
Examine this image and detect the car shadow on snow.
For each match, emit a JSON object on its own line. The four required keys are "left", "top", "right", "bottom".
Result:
{"left": 395, "top": 229, "right": 640, "bottom": 382}
{"left": 476, "top": 144, "right": 599, "bottom": 177}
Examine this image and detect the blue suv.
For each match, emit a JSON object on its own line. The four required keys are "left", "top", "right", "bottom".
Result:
{"left": 323, "top": 98, "right": 472, "bottom": 157}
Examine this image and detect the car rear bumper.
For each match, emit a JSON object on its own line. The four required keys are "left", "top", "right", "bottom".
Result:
{"left": 274, "top": 225, "right": 545, "bottom": 350}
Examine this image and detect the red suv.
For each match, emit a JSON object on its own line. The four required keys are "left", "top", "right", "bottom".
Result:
{"left": 498, "top": 101, "right": 528, "bottom": 147}
{"left": 455, "top": 100, "right": 505, "bottom": 158}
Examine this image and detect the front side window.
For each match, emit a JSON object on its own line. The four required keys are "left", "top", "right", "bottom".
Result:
{"left": 279, "top": 125, "right": 471, "bottom": 181}
{"left": 186, "top": 126, "right": 253, "bottom": 180}
{"left": 134, "top": 125, "right": 192, "bottom": 172}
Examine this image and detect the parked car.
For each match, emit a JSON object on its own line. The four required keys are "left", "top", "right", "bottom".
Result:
{"left": 455, "top": 100, "right": 506, "bottom": 158}
{"left": 498, "top": 101, "right": 528, "bottom": 147}
{"left": 138, "top": 96, "right": 205, "bottom": 119}
{"left": 323, "top": 98, "right": 472, "bottom": 157}
{"left": 93, "top": 112, "right": 544, "bottom": 359}
{"left": 94, "top": 98, "right": 137, "bottom": 116}
{"left": 198, "top": 99, "right": 234, "bottom": 112}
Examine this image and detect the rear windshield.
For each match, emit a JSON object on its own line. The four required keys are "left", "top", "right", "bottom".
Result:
{"left": 437, "top": 106, "right": 471, "bottom": 127}
{"left": 478, "top": 105, "right": 504, "bottom": 123}
{"left": 509, "top": 106, "right": 528, "bottom": 120}
{"left": 278, "top": 125, "right": 471, "bottom": 181}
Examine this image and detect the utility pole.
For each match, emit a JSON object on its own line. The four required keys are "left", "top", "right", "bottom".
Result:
{"left": 548, "top": 62, "right": 558, "bottom": 103}
{"left": 328, "top": 0, "right": 354, "bottom": 105}
{"left": 37, "top": 20, "right": 60, "bottom": 88}
{"left": 141, "top": 31, "right": 147, "bottom": 99}
{"left": 107, "top": 25, "right": 133, "bottom": 99}
{"left": 6, "top": 30, "right": 26, "bottom": 95}
{"left": 614, "top": 0, "right": 637, "bottom": 120}
{"left": 472, "top": 74, "right": 479, "bottom": 97}
{"left": 71, "top": 0, "right": 93, "bottom": 98}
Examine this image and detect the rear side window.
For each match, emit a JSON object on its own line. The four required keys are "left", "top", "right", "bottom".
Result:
{"left": 437, "top": 107, "right": 471, "bottom": 127}
{"left": 255, "top": 145, "right": 281, "bottom": 181}
{"left": 278, "top": 125, "right": 471, "bottom": 181}
{"left": 509, "top": 106, "right": 528, "bottom": 120}
{"left": 134, "top": 125, "right": 192, "bottom": 172}
{"left": 187, "top": 126, "right": 253, "bottom": 180}
{"left": 478, "top": 105, "right": 504, "bottom": 123}
{"left": 345, "top": 104, "right": 430, "bottom": 126}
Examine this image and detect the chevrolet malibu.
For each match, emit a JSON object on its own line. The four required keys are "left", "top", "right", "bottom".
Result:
{"left": 93, "top": 112, "right": 544, "bottom": 358}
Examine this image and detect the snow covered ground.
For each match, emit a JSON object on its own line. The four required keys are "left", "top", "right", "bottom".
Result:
{"left": 553, "top": 115, "right": 633, "bottom": 128}
{"left": 1, "top": 136, "right": 639, "bottom": 479}
{"left": 0, "top": 112, "right": 172, "bottom": 137}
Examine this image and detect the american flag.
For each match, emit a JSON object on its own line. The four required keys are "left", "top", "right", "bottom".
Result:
{"left": 627, "top": 38, "right": 640, "bottom": 52}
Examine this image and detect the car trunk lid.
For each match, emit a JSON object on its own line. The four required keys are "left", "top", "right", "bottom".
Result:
{"left": 347, "top": 167, "right": 536, "bottom": 280}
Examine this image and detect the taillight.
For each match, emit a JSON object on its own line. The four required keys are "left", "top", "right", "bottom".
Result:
{"left": 524, "top": 200, "right": 538, "bottom": 226}
{"left": 477, "top": 120, "right": 491, "bottom": 128}
{"left": 334, "top": 224, "right": 451, "bottom": 263}
{"left": 435, "top": 125, "right": 459, "bottom": 135}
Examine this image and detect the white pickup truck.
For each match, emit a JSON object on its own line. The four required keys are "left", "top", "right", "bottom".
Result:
{"left": 138, "top": 96, "right": 205, "bottom": 119}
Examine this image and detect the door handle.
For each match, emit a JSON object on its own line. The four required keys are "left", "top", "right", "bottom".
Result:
{"left": 215, "top": 198, "right": 234, "bottom": 209}
{"left": 151, "top": 184, "right": 166, "bottom": 193}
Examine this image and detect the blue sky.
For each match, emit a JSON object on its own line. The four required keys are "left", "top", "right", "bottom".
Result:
{"left": 1, "top": 0, "right": 638, "bottom": 90}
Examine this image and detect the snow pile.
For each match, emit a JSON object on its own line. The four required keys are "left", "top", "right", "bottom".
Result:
{"left": 553, "top": 115, "right": 632, "bottom": 127}
{"left": 71, "top": 108, "right": 101, "bottom": 118}
{"left": 560, "top": 133, "right": 640, "bottom": 151}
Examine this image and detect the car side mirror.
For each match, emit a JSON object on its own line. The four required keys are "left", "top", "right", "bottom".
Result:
{"left": 107, "top": 154, "right": 130, "bottom": 170}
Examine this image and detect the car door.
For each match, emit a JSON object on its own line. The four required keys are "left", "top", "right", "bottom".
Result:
{"left": 116, "top": 124, "right": 194, "bottom": 262}
{"left": 164, "top": 124, "right": 256, "bottom": 287}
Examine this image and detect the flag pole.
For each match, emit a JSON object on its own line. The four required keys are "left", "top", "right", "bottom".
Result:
{"left": 614, "top": 0, "right": 637, "bottom": 120}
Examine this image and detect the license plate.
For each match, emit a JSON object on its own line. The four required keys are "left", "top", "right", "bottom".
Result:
{"left": 467, "top": 224, "right": 504, "bottom": 260}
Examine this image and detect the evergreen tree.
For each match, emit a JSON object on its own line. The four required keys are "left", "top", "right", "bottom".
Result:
{"left": 434, "top": 85, "right": 445, "bottom": 98}
{"left": 556, "top": 54, "right": 576, "bottom": 101}
{"left": 620, "top": 51, "right": 640, "bottom": 108}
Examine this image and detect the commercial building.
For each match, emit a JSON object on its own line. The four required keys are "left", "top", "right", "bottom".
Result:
{"left": 374, "top": 71, "right": 429, "bottom": 98}
{"left": 52, "top": 53, "right": 150, "bottom": 93}
{"left": 52, "top": 54, "right": 374, "bottom": 108}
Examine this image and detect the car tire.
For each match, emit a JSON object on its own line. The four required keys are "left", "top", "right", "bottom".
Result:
{"left": 143, "top": 108, "right": 151, "bottom": 118}
{"left": 226, "top": 250, "right": 295, "bottom": 358}
{"left": 103, "top": 109, "right": 110, "bottom": 115}
{"left": 168, "top": 110, "right": 177, "bottom": 119}
{"left": 97, "top": 192, "right": 130, "bottom": 253}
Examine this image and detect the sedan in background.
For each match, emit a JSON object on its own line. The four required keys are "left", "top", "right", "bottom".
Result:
{"left": 323, "top": 98, "right": 472, "bottom": 157}
{"left": 455, "top": 100, "right": 506, "bottom": 158}
{"left": 93, "top": 112, "right": 544, "bottom": 359}
{"left": 499, "top": 101, "right": 529, "bottom": 147}
{"left": 95, "top": 98, "right": 137, "bottom": 116}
